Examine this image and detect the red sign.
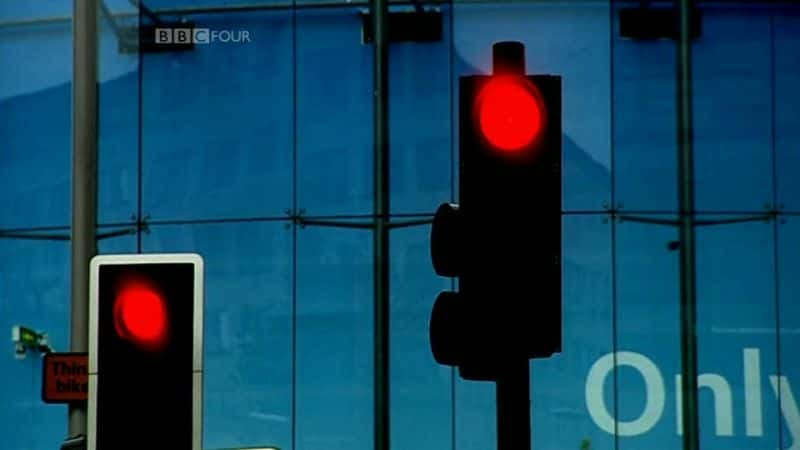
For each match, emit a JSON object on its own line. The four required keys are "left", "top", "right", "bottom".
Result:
{"left": 42, "top": 353, "right": 88, "bottom": 403}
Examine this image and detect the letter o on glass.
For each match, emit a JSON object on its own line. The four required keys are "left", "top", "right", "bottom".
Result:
{"left": 585, "top": 351, "right": 665, "bottom": 436}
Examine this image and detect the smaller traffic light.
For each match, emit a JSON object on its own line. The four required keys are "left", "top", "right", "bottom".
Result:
{"left": 429, "top": 41, "right": 562, "bottom": 381}
{"left": 88, "top": 253, "right": 204, "bottom": 450}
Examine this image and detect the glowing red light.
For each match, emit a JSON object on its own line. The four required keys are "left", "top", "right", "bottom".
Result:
{"left": 113, "top": 277, "right": 168, "bottom": 351}
{"left": 475, "top": 76, "right": 546, "bottom": 153}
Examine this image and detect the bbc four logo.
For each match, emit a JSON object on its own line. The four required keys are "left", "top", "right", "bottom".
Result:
{"left": 155, "top": 28, "right": 252, "bottom": 45}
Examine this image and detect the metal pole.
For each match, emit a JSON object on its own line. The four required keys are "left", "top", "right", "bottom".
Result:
{"left": 677, "top": 1, "right": 699, "bottom": 450}
{"left": 70, "top": 0, "right": 99, "bottom": 439}
{"left": 496, "top": 360, "right": 531, "bottom": 450}
{"left": 491, "top": 40, "right": 531, "bottom": 450}
{"left": 371, "top": 2, "right": 390, "bottom": 450}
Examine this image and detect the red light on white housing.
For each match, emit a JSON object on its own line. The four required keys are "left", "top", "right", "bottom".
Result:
{"left": 113, "top": 276, "right": 169, "bottom": 352}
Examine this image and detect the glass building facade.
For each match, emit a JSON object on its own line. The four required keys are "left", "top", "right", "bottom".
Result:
{"left": 1, "top": 1, "right": 799, "bottom": 450}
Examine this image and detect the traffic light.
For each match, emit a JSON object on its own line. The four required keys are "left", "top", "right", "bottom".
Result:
{"left": 430, "top": 41, "right": 562, "bottom": 380}
{"left": 88, "top": 253, "right": 204, "bottom": 450}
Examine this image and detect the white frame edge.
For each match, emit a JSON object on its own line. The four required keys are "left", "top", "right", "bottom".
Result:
{"left": 87, "top": 253, "right": 204, "bottom": 450}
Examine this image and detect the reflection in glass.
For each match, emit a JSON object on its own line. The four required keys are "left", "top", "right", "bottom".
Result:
{"left": 533, "top": 215, "right": 613, "bottom": 450}
{"left": 389, "top": 8, "right": 452, "bottom": 215}
{"left": 696, "top": 220, "right": 778, "bottom": 450}
{"left": 0, "top": 19, "right": 72, "bottom": 228}
{"left": 143, "top": 222, "right": 293, "bottom": 450}
{"left": 297, "top": 8, "right": 373, "bottom": 216}
{"left": 142, "top": 11, "right": 294, "bottom": 221}
{"left": 0, "top": 238, "right": 70, "bottom": 450}
{"left": 612, "top": 13, "right": 677, "bottom": 213}
{"left": 390, "top": 226, "right": 452, "bottom": 450}
{"left": 455, "top": 379, "right": 496, "bottom": 450}
{"left": 775, "top": 10, "right": 800, "bottom": 212}
{"left": 97, "top": 12, "right": 139, "bottom": 225}
{"left": 296, "top": 226, "right": 373, "bottom": 450}
{"left": 692, "top": 7, "right": 772, "bottom": 212}
{"left": 778, "top": 218, "right": 800, "bottom": 450}
{"left": 615, "top": 218, "right": 680, "bottom": 450}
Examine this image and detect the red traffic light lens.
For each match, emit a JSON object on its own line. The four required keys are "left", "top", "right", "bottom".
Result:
{"left": 475, "top": 76, "right": 546, "bottom": 153}
{"left": 113, "top": 276, "right": 169, "bottom": 351}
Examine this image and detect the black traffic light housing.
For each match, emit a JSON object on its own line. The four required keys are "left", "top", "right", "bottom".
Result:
{"left": 430, "top": 41, "right": 562, "bottom": 381}
{"left": 88, "top": 254, "right": 204, "bottom": 450}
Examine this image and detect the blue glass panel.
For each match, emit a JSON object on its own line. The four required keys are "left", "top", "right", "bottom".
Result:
{"left": 452, "top": 2, "right": 612, "bottom": 212}
{"left": 0, "top": 2, "right": 71, "bottom": 20}
{"left": 455, "top": 380, "right": 495, "bottom": 450}
{"left": 534, "top": 214, "right": 613, "bottom": 450}
{"left": 143, "top": 222, "right": 293, "bottom": 450}
{"left": 97, "top": 228, "right": 138, "bottom": 254}
{"left": 296, "top": 226, "right": 372, "bottom": 450}
{"left": 778, "top": 217, "right": 800, "bottom": 450}
{"left": 0, "top": 22, "right": 72, "bottom": 228}
{"left": 97, "top": 17, "right": 139, "bottom": 225}
{"left": 775, "top": 9, "right": 800, "bottom": 211}
{"left": 613, "top": 12, "right": 677, "bottom": 213}
{"left": 696, "top": 220, "right": 778, "bottom": 450}
{"left": 389, "top": 8, "right": 453, "bottom": 215}
{"left": 692, "top": 7, "right": 773, "bottom": 212}
{"left": 0, "top": 357, "right": 35, "bottom": 450}
{"left": 296, "top": 8, "right": 373, "bottom": 216}
{"left": 0, "top": 232, "right": 135, "bottom": 450}
{"left": 145, "top": 0, "right": 287, "bottom": 8}
{"left": 141, "top": 11, "right": 294, "bottom": 221}
{"left": 390, "top": 225, "right": 452, "bottom": 450}
{"left": 101, "top": 0, "right": 137, "bottom": 15}
{"left": 615, "top": 217, "right": 680, "bottom": 449}
{"left": 0, "top": 238, "right": 69, "bottom": 450}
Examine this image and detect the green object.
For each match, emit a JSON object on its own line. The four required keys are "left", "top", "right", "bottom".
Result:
{"left": 18, "top": 326, "right": 40, "bottom": 347}
{"left": 12, "top": 325, "right": 53, "bottom": 354}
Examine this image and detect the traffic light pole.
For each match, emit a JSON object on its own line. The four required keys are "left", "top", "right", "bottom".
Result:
{"left": 70, "top": 0, "right": 99, "bottom": 441}
{"left": 496, "top": 360, "right": 531, "bottom": 450}
{"left": 677, "top": 2, "right": 700, "bottom": 450}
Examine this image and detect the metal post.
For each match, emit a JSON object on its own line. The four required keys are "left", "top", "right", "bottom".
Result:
{"left": 371, "top": 2, "right": 390, "bottom": 450}
{"left": 70, "top": 0, "right": 99, "bottom": 439}
{"left": 496, "top": 360, "right": 531, "bottom": 450}
{"left": 491, "top": 40, "right": 532, "bottom": 450}
{"left": 677, "top": 1, "right": 699, "bottom": 450}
